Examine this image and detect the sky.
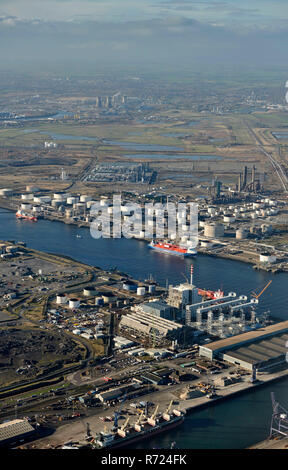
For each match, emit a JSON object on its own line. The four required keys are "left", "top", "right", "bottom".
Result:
{"left": 0, "top": 0, "right": 288, "bottom": 73}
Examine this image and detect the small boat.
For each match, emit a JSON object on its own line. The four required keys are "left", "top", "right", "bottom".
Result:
{"left": 16, "top": 210, "right": 37, "bottom": 222}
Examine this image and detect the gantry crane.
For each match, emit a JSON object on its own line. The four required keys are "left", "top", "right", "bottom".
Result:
{"left": 163, "top": 400, "right": 174, "bottom": 421}
{"left": 270, "top": 392, "right": 288, "bottom": 438}
{"left": 118, "top": 417, "right": 130, "bottom": 437}
{"left": 148, "top": 404, "right": 159, "bottom": 426}
{"left": 251, "top": 280, "right": 272, "bottom": 299}
{"left": 112, "top": 393, "right": 127, "bottom": 431}
{"left": 134, "top": 410, "right": 144, "bottom": 432}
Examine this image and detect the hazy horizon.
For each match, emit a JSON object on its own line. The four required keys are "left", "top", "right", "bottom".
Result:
{"left": 0, "top": 1, "right": 288, "bottom": 75}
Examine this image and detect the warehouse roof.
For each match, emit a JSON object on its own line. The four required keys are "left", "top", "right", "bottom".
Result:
{"left": 202, "top": 321, "right": 288, "bottom": 352}
{"left": 223, "top": 330, "right": 288, "bottom": 365}
{"left": 0, "top": 419, "right": 35, "bottom": 443}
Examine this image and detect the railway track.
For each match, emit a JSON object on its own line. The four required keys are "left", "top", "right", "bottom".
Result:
{"left": 244, "top": 121, "right": 288, "bottom": 192}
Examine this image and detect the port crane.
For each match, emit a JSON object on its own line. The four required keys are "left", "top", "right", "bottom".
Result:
{"left": 112, "top": 393, "right": 127, "bottom": 431}
{"left": 134, "top": 410, "right": 144, "bottom": 431}
{"left": 251, "top": 280, "right": 272, "bottom": 299}
{"left": 148, "top": 405, "right": 159, "bottom": 426}
{"left": 118, "top": 417, "right": 130, "bottom": 437}
{"left": 165, "top": 400, "right": 173, "bottom": 415}
{"left": 163, "top": 400, "right": 173, "bottom": 420}
{"left": 270, "top": 392, "right": 288, "bottom": 438}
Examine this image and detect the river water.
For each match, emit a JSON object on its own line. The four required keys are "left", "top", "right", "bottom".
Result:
{"left": 0, "top": 209, "right": 287, "bottom": 448}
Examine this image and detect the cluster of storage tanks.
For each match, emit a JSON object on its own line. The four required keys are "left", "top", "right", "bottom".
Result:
{"left": 202, "top": 199, "right": 280, "bottom": 224}
{"left": 18, "top": 191, "right": 98, "bottom": 216}
{"left": 122, "top": 280, "right": 156, "bottom": 296}
{"left": 56, "top": 294, "right": 80, "bottom": 309}
{"left": 55, "top": 283, "right": 152, "bottom": 309}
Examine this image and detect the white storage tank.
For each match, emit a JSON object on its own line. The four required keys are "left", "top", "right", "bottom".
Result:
{"left": 148, "top": 284, "right": 156, "bottom": 294}
{"left": 56, "top": 294, "right": 67, "bottom": 305}
{"left": 21, "top": 203, "right": 32, "bottom": 210}
{"left": 259, "top": 252, "right": 276, "bottom": 264}
{"left": 201, "top": 240, "right": 213, "bottom": 248}
{"left": 236, "top": 228, "right": 248, "bottom": 239}
{"left": 69, "top": 298, "right": 80, "bottom": 309}
{"left": 32, "top": 206, "right": 41, "bottom": 213}
{"left": 83, "top": 287, "right": 96, "bottom": 297}
{"left": 86, "top": 200, "right": 96, "bottom": 209}
{"left": 137, "top": 286, "right": 146, "bottom": 296}
{"left": 67, "top": 197, "right": 79, "bottom": 205}
{"left": 80, "top": 195, "right": 92, "bottom": 203}
{"left": 21, "top": 193, "right": 34, "bottom": 200}
{"left": 52, "top": 200, "right": 62, "bottom": 208}
{"left": 204, "top": 223, "right": 224, "bottom": 238}
{"left": 95, "top": 297, "right": 104, "bottom": 306}
{"left": 0, "top": 188, "right": 12, "bottom": 196}
{"left": 53, "top": 193, "right": 65, "bottom": 201}
{"left": 26, "top": 185, "right": 39, "bottom": 192}
{"left": 34, "top": 196, "right": 51, "bottom": 204}
{"left": 223, "top": 215, "right": 235, "bottom": 223}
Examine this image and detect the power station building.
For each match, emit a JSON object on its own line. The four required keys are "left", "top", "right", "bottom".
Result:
{"left": 199, "top": 321, "right": 288, "bottom": 371}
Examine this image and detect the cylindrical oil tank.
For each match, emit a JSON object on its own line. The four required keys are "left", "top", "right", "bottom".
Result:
{"left": 34, "top": 196, "right": 51, "bottom": 204}
{"left": 204, "top": 223, "right": 224, "bottom": 238}
{"left": 67, "top": 196, "right": 79, "bottom": 205}
{"left": 95, "top": 297, "right": 104, "bottom": 306}
{"left": 73, "top": 203, "right": 85, "bottom": 212}
{"left": 21, "top": 203, "right": 32, "bottom": 210}
{"left": 123, "top": 281, "right": 137, "bottom": 291}
{"left": 223, "top": 215, "right": 235, "bottom": 223}
{"left": 53, "top": 193, "right": 65, "bottom": 201}
{"left": 26, "top": 185, "right": 39, "bottom": 192}
{"left": 137, "top": 286, "right": 146, "bottom": 296}
{"left": 102, "top": 293, "right": 115, "bottom": 303}
{"left": 69, "top": 298, "right": 80, "bottom": 309}
{"left": 0, "top": 188, "right": 12, "bottom": 196}
{"left": 83, "top": 286, "right": 96, "bottom": 297}
{"left": 259, "top": 252, "right": 276, "bottom": 263}
{"left": 148, "top": 284, "right": 156, "bottom": 294}
{"left": 236, "top": 228, "right": 248, "bottom": 239}
{"left": 52, "top": 200, "right": 62, "bottom": 208}
{"left": 32, "top": 206, "right": 41, "bottom": 213}
{"left": 86, "top": 200, "right": 96, "bottom": 209}
{"left": 80, "top": 195, "right": 92, "bottom": 203}
{"left": 56, "top": 294, "right": 67, "bottom": 305}
{"left": 21, "top": 193, "right": 34, "bottom": 200}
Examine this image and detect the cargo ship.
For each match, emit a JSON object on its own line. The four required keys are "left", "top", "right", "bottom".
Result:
{"left": 93, "top": 406, "right": 185, "bottom": 449}
{"left": 16, "top": 210, "right": 37, "bottom": 222}
{"left": 149, "top": 240, "right": 197, "bottom": 257}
